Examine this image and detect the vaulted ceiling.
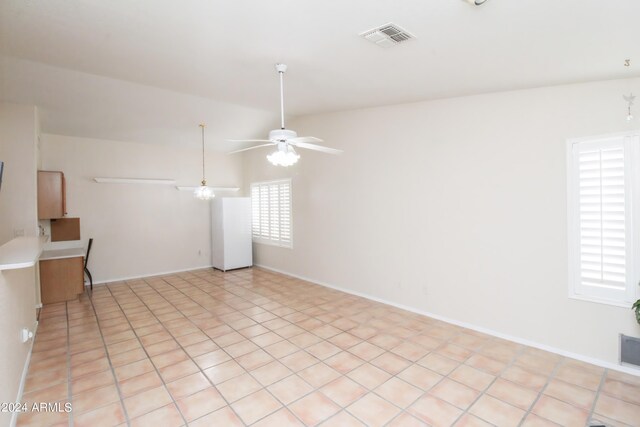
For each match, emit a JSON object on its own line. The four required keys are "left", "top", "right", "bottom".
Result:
{"left": 1, "top": 0, "right": 639, "bottom": 148}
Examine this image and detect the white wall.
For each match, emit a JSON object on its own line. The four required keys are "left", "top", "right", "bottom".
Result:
{"left": 244, "top": 77, "right": 640, "bottom": 366}
{"left": 41, "top": 134, "right": 243, "bottom": 283}
{"left": 0, "top": 267, "right": 37, "bottom": 426}
{"left": 0, "top": 102, "right": 38, "bottom": 244}
{"left": 0, "top": 102, "right": 39, "bottom": 426}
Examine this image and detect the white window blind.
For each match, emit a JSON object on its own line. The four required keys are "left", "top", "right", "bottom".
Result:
{"left": 567, "top": 134, "right": 639, "bottom": 305}
{"left": 250, "top": 179, "right": 292, "bottom": 247}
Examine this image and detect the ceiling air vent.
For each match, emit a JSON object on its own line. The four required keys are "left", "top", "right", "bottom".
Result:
{"left": 360, "top": 23, "right": 415, "bottom": 48}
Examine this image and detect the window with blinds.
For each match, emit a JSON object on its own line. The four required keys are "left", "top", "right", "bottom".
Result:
{"left": 567, "top": 134, "right": 639, "bottom": 305}
{"left": 250, "top": 179, "right": 292, "bottom": 248}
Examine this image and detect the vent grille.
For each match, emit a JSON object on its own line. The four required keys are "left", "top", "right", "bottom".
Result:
{"left": 360, "top": 23, "right": 415, "bottom": 48}
{"left": 620, "top": 334, "right": 640, "bottom": 367}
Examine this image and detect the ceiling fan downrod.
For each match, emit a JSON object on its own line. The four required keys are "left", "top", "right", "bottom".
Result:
{"left": 276, "top": 63, "right": 287, "bottom": 130}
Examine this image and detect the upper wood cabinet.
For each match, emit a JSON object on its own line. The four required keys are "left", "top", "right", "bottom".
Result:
{"left": 38, "top": 170, "right": 67, "bottom": 219}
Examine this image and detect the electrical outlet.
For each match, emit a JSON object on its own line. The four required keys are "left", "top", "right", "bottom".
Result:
{"left": 21, "top": 327, "right": 34, "bottom": 343}
{"left": 198, "top": 249, "right": 202, "bottom": 256}
{"left": 13, "top": 228, "right": 24, "bottom": 237}
{"left": 421, "top": 285, "right": 428, "bottom": 296}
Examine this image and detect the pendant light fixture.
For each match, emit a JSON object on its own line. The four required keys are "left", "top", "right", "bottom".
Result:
{"left": 194, "top": 124, "right": 215, "bottom": 200}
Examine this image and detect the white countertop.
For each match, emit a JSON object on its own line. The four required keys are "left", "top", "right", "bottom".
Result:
{"left": 40, "top": 247, "right": 85, "bottom": 261}
{"left": 0, "top": 236, "right": 48, "bottom": 271}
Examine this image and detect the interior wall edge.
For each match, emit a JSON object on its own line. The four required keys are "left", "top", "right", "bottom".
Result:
{"left": 254, "top": 263, "right": 640, "bottom": 378}
{"left": 90, "top": 265, "right": 214, "bottom": 286}
{"left": 10, "top": 320, "right": 38, "bottom": 427}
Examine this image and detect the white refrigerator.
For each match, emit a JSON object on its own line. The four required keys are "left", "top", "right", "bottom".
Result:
{"left": 211, "top": 197, "right": 253, "bottom": 271}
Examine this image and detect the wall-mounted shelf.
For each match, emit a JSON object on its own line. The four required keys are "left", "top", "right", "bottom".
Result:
{"left": 176, "top": 186, "right": 240, "bottom": 192}
{"left": 94, "top": 177, "right": 176, "bottom": 185}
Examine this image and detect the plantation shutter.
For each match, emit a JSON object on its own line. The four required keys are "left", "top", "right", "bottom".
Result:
{"left": 250, "top": 179, "right": 292, "bottom": 247}
{"left": 569, "top": 135, "right": 638, "bottom": 304}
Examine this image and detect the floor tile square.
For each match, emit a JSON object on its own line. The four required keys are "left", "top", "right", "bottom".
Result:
{"left": 398, "top": 364, "right": 443, "bottom": 390}
{"left": 531, "top": 395, "right": 588, "bottom": 427}
{"left": 231, "top": 389, "right": 283, "bottom": 425}
{"left": 251, "top": 360, "right": 293, "bottom": 386}
{"left": 450, "top": 365, "right": 495, "bottom": 391}
{"left": 347, "top": 392, "right": 400, "bottom": 427}
{"left": 289, "top": 391, "right": 341, "bottom": 426}
{"left": 176, "top": 386, "right": 227, "bottom": 421}
{"left": 370, "top": 352, "right": 412, "bottom": 375}
{"left": 216, "top": 372, "right": 263, "bottom": 402}
{"left": 320, "top": 376, "right": 368, "bottom": 407}
{"left": 123, "top": 385, "right": 173, "bottom": 419}
{"left": 409, "top": 395, "right": 463, "bottom": 426}
{"left": 347, "top": 363, "right": 392, "bottom": 390}
{"left": 166, "top": 372, "right": 211, "bottom": 400}
{"left": 469, "top": 394, "right": 526, "bottom": 427}
{"left": 299, "top": 362, "right": 342, "bottom": 388}
{"left": 374, "top": 377, "right": 423, "bottom": 408}
{"left": 268, "top": 374, "right": 314, "bottom": 405}
{"left": 430, "top": 378, "right": 479, "bottom": 409}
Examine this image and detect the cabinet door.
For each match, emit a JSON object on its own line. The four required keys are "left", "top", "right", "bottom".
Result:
{"left": 38, "top": 171, "right": 66, "bottom": 219}
{"left": 40, "top": 257, "right": 84, "bottom": 304}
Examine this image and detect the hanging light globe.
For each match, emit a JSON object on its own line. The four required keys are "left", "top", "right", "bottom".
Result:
{"left": 267, "top": 143, "right": 300, "bottom": 167}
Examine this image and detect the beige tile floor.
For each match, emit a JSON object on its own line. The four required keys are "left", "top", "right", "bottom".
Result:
{"left": 17, "top": 267, "right": 640, "bottom": 427}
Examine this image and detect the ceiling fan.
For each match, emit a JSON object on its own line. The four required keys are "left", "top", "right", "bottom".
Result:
{"left": 228, "top": 63, "right": 342, "bottom": 166}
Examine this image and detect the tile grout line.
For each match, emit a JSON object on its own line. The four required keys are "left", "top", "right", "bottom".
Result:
{"left": 66, "top": 301, "right": 73, "bottom": 427}
{"left": 151, "top": 272, "right": 346, "bottom": 426}
{"left": 385, "top": 331, "right": 520, "bottom": 426}
{"left": 586, "top": 368, "right": 607, "bottom": 425}
{"left": 131, "top": 276, "right": 257, "bottom": 425}
{"left": 151, "top": 273, "right": 320, "bottom": 427}
{"left": 516, "top": 354, "right": 566, "bottom": 427}
{"left": 447, "top": 343, "right": 527, "bottom": 427}
{"left": 103, "top": 282, "right": 191, "bottom": 426}
{"left": 84, "top": 268, "right": 637, "bottom": 427}
{"left": 82, "top": 289, "right": 133, "bottom": 425}
{"left": 151, "top": 279, "right": 340, "bottom": 424}
{"left": 144, "top": 275, "right": 277, "bottom": 425}
{"left": 190, "top": 271, "right": 510, "bottom": 426}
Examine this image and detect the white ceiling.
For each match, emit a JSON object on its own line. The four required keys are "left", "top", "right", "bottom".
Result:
{"left": 1, "top": 0, "right": 640, "bottom": 147}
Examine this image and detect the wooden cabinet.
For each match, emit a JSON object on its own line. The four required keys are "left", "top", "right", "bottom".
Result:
{"left": 39, "top": 256, "right": 84, "bottom": 304}
{"left": 38, "top": 170, "right": 66, "bottom": 219}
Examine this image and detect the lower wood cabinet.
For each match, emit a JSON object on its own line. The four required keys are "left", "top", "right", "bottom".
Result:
{"left": 39, "top": 257, "right": 84, "bottom": 304}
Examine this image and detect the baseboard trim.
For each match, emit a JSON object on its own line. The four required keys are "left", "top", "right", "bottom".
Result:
{"left": 11, "top": 320, "right": 38, "bottom": 427}
{"left": 91, "top": 265, "right": 214, "bottom": 286}
{"left": 254, "top": 264, "right": 640, "bottom": 377}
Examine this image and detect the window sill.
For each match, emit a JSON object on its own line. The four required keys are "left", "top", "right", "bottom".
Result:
{"left": 568, "top": 293, "right": 635, "bottom": 309}
{"left": 253, "top": 239, "right": 292, "bottom": 249}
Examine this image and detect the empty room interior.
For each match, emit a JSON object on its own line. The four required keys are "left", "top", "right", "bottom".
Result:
{"left": 2, "top": 0, "right": 640, "bottom": 426}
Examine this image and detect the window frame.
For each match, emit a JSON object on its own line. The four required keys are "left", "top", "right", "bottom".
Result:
{"left": 566, "top": 131, "right": 640, "bottom": 307}
{"left": 250, "top": 178, "right": 293, "bottom": 249}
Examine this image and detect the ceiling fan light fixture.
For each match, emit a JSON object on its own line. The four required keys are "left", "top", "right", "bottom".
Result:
{"left": 267, "top": 144, "right": 300, "bottom": 167}
{"left": 269, "top": 129, "right": 298, "bottom": 140}
{"left": 465, "top": 0, "right": 488, "bottom": 5}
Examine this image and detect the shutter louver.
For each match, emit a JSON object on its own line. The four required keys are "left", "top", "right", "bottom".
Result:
{"left": 250, "top": 179, "right": 293, "bottom": 248}
{"left": 578, "top": 146, "right": 626, "bottom": 290}
{"left": 569, "top": 134, "right": 639, "bottom": 305}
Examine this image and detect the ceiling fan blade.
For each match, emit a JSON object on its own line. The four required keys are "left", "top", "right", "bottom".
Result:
{"left": 292, "top": 141, "right": 342, "bottom": 155}
{"left": 228, "top": 143, "right": 275, "bottom": 154}
{"left": 288, "top": 136, "right": 324, "bottom": 144}
{"left": 226, "top": 139, "right": 272, "bottom": 143}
